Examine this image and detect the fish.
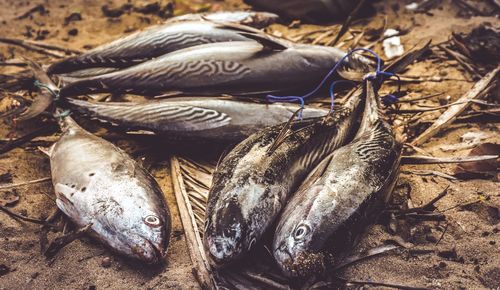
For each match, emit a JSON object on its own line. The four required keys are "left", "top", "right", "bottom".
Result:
{"left": 272, "top": 79, "right": 402, "bottom": 277}
{"left": 58, "top": 34, "right": 372, "bottom": 98}
{"left": 166, "top": 10, "right": 279, "bottom": 28}
{"left": 203, "top": 84, "right": 367, "bottom": 267}
{"left": 244, "top": 0, "right": 357, "bottom": 23}
{"left": 47, "top": 21, "right": 255, "bottom": 75}
{"left": 65, "top": 97, "right": 329, "bottom": 141}
{"left": 48, "top": 113, "right": 172, "bottom": 264}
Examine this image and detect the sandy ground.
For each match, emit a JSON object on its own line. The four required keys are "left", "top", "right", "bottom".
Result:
{"left": 0, "top": 0, "right": 498, "bottom": 289}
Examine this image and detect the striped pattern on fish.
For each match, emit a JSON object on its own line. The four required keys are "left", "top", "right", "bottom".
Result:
{"left": 65, "top": 97, "right": 329, "bottom": 141}
{"left": 59, "top": 40, "right": 371, "bottom": 97}
{"left": 272, "top": 80, "right": 402, "bottom": 277}
{"left": 48, "top": 21, "right": 251, "bottom": 75}
{"left": 203, "top": 86, "right": 367, "bottom": 267}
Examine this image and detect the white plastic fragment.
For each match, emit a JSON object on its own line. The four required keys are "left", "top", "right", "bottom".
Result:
{"left": 382, "top": 29, "right": 405, "bottom": 59}
{"left": 405, "top": 2, "right": 419, "bottom": 11}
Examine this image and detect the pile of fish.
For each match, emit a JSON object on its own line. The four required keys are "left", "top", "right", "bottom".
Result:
{"left": 6, "top": 9, "right": 402, "bottom": 279}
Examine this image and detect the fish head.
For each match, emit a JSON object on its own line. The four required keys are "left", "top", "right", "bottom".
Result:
{"left": 273, "top": 185, "right": 328, "bottom": 277}
{"left": 126, "top": 210, "right": 170, "bottom": 264}
{"left": 56, "top": 180, "right": 171, "bottom": 264}
{"left": 204, "top": 180, "right": 267, "bottom": 267}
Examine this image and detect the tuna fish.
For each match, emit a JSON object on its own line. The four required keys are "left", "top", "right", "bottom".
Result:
{"left": 47, "top": 21, "right": 254, "bottom": 75}
{"left": 58, "top": 35, "right": 371, "bottom": 98}
{"left": 203, "top": 84, "right": 367, "bottom": 267}
{"left": 272, "top": 79, "right": 402, "bottom": 277}
{"left": 65, "top": 97, "right": 328, "bottom": 141}
{"left": 48, "top": 113, "right": 171, "bottom": 264}
{"left": 166, "top": 11, "right": 279, "bottom": 28}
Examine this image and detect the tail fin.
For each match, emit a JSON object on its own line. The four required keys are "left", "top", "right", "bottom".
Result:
{"left": 14, "top": 59, "right": 59, "bottom": 121}
{"left": 355, "top": 79, "right": 380, "bottom": 138}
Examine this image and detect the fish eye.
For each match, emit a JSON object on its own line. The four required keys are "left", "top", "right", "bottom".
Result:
{"left": 144, "top": 215, "right": 162, "bottom": 227}
{"left": 294, "top": 224, "right": 310, "bottom": 240}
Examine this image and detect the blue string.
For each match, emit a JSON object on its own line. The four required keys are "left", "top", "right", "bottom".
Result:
{"left": 328, "top": 80, "right": 355, "bottom": 112}
{"left": 54, "top": 109, "right": 71, "bottom": 119}
{"left": 34, "top": 80, "right": 60, "bottom": 100}
{"left": 267, "top": 48, "right": 402, "bottom": 117}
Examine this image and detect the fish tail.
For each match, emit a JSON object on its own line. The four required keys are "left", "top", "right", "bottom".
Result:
{"left": 355, "top": 79, "right": 380, "bottom": 138}
{"left": 59, "top": 78, "right": 106, "bottom": 98}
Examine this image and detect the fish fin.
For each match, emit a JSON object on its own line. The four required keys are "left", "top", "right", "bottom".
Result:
{"left": 267, "top": 108, "right": 302, "bottom": 154}
{"left": 296, "top": 153, "right": 334, "bottom": 192}
{"left": 235, "top": 31, "right": 289, "bottom": 51}
{"left": 15, "top": 58, "right": 58, "bottom": 121}
{"left": 38, "top": 145, "right": 54, "bottom": 157}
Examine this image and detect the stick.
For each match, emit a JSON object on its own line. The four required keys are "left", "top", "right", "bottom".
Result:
{"left": 0, "top": 123, "right": 58, "bottom": 155}
{"left": 43, "top": 224, "right": 92, "bottom": 258}
{"left": 0, "top": 37, "right": 64, "bottom": 58}
{"left": 0, "top": 205, "right": 57, "bottom": 228}
{"left": 329, "top": 0, "right": 367, "bottom": 46}
{"left": 0, "top": 177, "right": 51, "bottom": 190}
{"left": 334, "top": 244, "right": 398, "bottom": 271}
{"left": 340, "top": 278, "right": 432, "bottom": 290}
{"left": 401, "top": 155, "right": 498, "bottom": 165}
{"left": 395, "top": 186, "right": 450, "bottom": 214}
{"left": 170, "top": 156, "right": 216, "bottom": 290}
{"left": 401, "top": 170, "right": 457, "bottom": 180}
{"left": 411, "top": 66, "right": 499, "bottom": 146}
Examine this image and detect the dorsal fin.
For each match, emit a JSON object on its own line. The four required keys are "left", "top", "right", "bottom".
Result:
{"left": 267, "top": 108, "right": 302, "bottom": 154}
{"left": 237, "top": 31, "right": 289, "bottom": 51}
{"left": 295, "top": 153, "right": 334, "bottom": 192}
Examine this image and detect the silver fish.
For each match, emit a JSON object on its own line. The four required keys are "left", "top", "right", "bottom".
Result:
{"left": 65, "top": 97, "right": 328, "bottom": 141}
{"left": 166, "top": 11, "right": 279, "bottom": 28}
{"left": 244, "top": 0, "right": 357, "bottom": 23}
{"left": 59, "top": 36, "right": 371, "bottom": 98}
{"left": 47, "top": 21, "right": 254, "bottom": 75}
{"left": 203, "top": 85, "right": 366, "bottom": 267}
{"left": 49, "top": 115, "right": 171, "bottom": 263}
{"left": 272, "top": 79, "right": 402, "bottom": 277}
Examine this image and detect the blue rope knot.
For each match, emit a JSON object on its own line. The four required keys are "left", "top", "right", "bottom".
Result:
{"left": 54, "top": 109, "right": 71, "bottom": 119}
{"left": 34, "top": 80, "right": 60, "bottom": 100}
{"left": 266, "top": 47, "right": 402, "bottom": 118}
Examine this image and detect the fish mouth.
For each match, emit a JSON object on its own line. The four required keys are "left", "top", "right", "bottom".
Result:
{"left": 205, "top": 237, "right": 243, "bottom": 268}
{"left": 131, "top": 239, "right": 166, "bottom": 264}
{"left": 275, "top": 247, "right": 328, "bottom": 278}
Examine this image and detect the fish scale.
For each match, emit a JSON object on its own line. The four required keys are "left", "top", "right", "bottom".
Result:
{"left": 272, "top": 79, "right": 402, "bottom": 277}
{"left": 65, "top": 97, "right": 329, "bottom": 141}
{"left": 58, "top": 38, "right": 371, "bottom": 98}
{"left": 49, "top": 115, "right": 171, "bottom": 264}
{"left": 203, "top": 85, "right": 366, "bottom": 267}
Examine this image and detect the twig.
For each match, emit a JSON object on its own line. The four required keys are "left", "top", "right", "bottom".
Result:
{"left": 435, "top": 223, "right": 449, "bottom": 245}
{"left": 401, "top": 170, "right": 457, "bottom": 180}
{"left": 402, "top": 155, "right": 498, "bottom": 165}
{"left": 44, "top": 224, "right": 92, "bottom": 258}
{"left": 16, "top": 4, "right": 45, "bottom": 19}
{"left": 397, "top": 92, "right": 444, "bottom": 103}
{"left": 334, "top": 244, "right": 398, "bottom": 271}
{"left": 0, "top": 37, "right": 64, "bottom": 58}
{"left": 329, "top": 0, "right": 367, "bottom": 46}
{"left": 0, "top": 205, "right": 57, "bottom": 228}
{"left": 170, "top": 156, "right": 216, "bottom": 290}
{"left": 20, "top": 39, "right": 82, "bottom": 54}
{"left": 338, "top": 277, "right": 432, "bottom": 290}
{"left": 243, "top": 271, "right": 291, "bottom": 290}
{"left": 0, "top": 123, "right": 58, "bottom": 155}
{"left": 0, "top": 177, "right": 51, "bottom": 190}
{"left": 438, "top": 44, "right": 481, "bottom": 78}
{"left": 392, "top": 186, "right": 450, "bottom": 214}
{"left": 411, "top": 66, "right": 499, "bottom": 146}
